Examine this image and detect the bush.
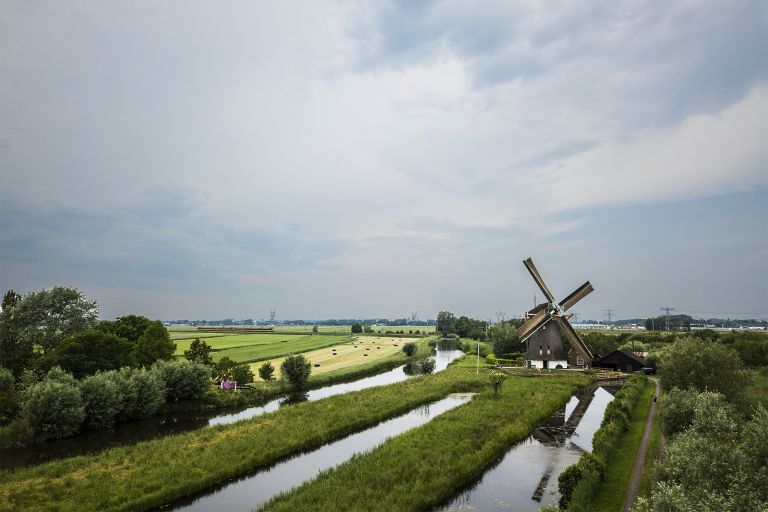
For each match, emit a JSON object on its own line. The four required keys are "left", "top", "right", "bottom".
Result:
{"left": 402, "top": 342, "right": 417, "bottom": 357}
{"left": 133, "top": 321, "right": 176, "bottom": 368}
{"left": 658, "top": 387, "right": 699, "bottom": 437}
{"left": 152, "top": 360, "right": 211, "bottom": 402}
{"left": 351, "top": 323, "right": 363, "bottom": 334}
{"left": 281, "top": 355, "right": 311, "bottom": 390}
{"left": 114, "top": 367, "right": 165, "bottom": 421}
{"left": 658, "top": 337, "right": 748, "bottom": 401}
{"left": 21, "top": 369, "right": 85, "bottom": 441}
{"left": 213, "top": 357, "right": 254, "bottom": 384}
{"left": 258, "top": 361, "right": 275, "bottom": 381}
{"left": 558, "top": 452, "right": 604, "bottom": 507}
{"left": 80, "top": 372, "right": 121, "bottom": 429}
{"left": 232, "top": 364, "right": 254, "bottom": 385}
{"left": 0, "top": 367, "right": 17, "bottom": 424}
{"left": 417, "top": 358, "right": 436, "bottom": 374}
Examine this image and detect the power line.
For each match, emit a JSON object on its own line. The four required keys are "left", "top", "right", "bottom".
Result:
{"left": 660, "top": 306, "right": 675, "bottom": 331}
{"left": 604, "top": 309, "right": 615, "bottom": 323}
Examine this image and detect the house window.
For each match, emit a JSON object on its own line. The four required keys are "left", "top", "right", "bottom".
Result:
{"left": 538, "top": 347, "right": 543, "bottom": 356}
{"left": 576, "top": 356, "right": 584, "bottom": 366}
{"left": 547, "top": 346, "right": 551, "bottom": 355}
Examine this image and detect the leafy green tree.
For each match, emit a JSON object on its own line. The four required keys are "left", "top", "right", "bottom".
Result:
{"left": 1, "top": 290, "right": 21, "bottom": 310}
{"left": 351, "top": 323, "right": 363, "bottom": 334}
{"left": 184, "top": 338, "right": 213, "bottom": 366}
{"left": 151, "top": 360, "right": 211, "bottom": 401}
{"left": 0, "top": 287, "right": 98, "bottom": 375}
{"left": 0, "top": 367, "right": 17, "bottom": 424}
{"left": 258, "top": 361, "right": 275, "bottom": 381}
{"left": 436, "top": 311, "right": 456, "bottom": 336}
{"left": 11, "top": 287, "right": 98, "bottom": 353}
{"left": 42, "top": 329, "right": 135, "bottom": 378}
{"left": 312, "top": 325, "right": 318, "bottom": 333}
{"left": 402, "top": 342, "right": 417, "bottom": 358}
{"left": 97, "top": 315, "right": 153, "bottom": 343}
{"left": 488, "top": 370, "right": 507, "bottom": 397}
{"left": 79, "top": 372, "right": 121, "bottom": 429}
{"left": 489, "top": 322, "right": 520, "bottom": 356}
{"left": 658, "top": 337, "right": 748, "bottom": 401}
{"left": 281, "top": 354, "right": 311, "bottom": 390}
{"left": 232, "top": 364, "right": 254, "bottom": 385}
{"left": 132, "top": 321, "right": 176, "bottom": 367}
{"left": 20, "top": 368, "right": 85, "bottom": 441}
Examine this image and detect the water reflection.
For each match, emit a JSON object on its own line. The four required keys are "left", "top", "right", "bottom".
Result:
{"left": 0, "top": 349, "right": 465, "bottom": 470}
{"left": 162, "top": 394, "right": 473, "bottom": 512}
{"left": 438, "top": 386, "right": 617, "bottom": 511}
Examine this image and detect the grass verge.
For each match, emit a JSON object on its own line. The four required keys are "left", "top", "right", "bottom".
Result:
{"left": 588, "top": 379, "right": 654, "bottom": 511}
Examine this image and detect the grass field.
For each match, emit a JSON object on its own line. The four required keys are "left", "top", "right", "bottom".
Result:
{"left": 173, "top": 333, "right": 312, "bottom": 355}
{"left": 249, "top": 337, "right": 405, "bottom": 379}
{"left": 0, "top": 359, "right": 590, "bottom": 512}
{"left": 169, "top": 332, "right": 230, "bottom": 341}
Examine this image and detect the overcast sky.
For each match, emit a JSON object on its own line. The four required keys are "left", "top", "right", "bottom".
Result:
{"left": 1, "top": 0, "right": 766, "bottom": 322}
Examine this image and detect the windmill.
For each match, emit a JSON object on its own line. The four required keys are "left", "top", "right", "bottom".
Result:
{"left": 516, "top": 258, "right": 596, "bottom": 369}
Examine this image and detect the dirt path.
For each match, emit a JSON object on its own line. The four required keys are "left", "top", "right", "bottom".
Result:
{"left": 622, "top": 377, "right": 661, "bottom": 512}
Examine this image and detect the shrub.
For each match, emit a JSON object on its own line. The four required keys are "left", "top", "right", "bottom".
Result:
{"left": 488, "top": 370, "right": 506, "bottom": 397}
{"left": 281, "top": 355, "right": 311, "bottom": 390}
{"left": 232, "top": 364, "right": 254, "bottom": 385}
{"left": 417, "top": 358, "right": 436, "bottom": 374}
{"left": 351, "top": 323, "right": 363, "bottom": 334}
{"left": 152, "top": 360, "right": 211, "bottom": 402}
{"left": 258, "top": 362, "right": 275, "bottom": 381}
{"left": 558, "top": 452, "right": 604, "bottom": 507}
{"left": 80, "top": 372, "right": 120, "bottom": 429}
{"left": 402, "top": 342, "right": 417, "bottom": 357}
{"left": 114, "top": 367, "right": 165, "bottom": 420}
{"left": 133, "top": 321, "right": 176, "bottom": 368}
{"left": 658, "top": 387, "right": 699, "bottom": 437}
{"left": 21, "top": 370, "right": 85, "bottom": 441}
{"left": 0, "top": 367, "right": 17, "bottom": 424}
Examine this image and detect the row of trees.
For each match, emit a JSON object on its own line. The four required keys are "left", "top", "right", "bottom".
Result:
{"left": 1, "top": 288, "right": 175, "bottom": 379}
{"left": 436, "top": 311, "right": 489, "bottom": 340}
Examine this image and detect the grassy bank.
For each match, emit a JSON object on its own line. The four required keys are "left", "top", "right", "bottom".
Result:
{"left": 258, "top": 366, "right": 591, "bottom": 512}
{"left": 589, "top": 379, "right": 654, "bottom": 511}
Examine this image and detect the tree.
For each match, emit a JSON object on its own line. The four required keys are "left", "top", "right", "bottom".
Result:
{"left": 43, "top": 329, "right": 135, "bottom": 378}
{"left": 184, "top": 338, "right": 213, "bottom": 366}
{"left": 312, "top": 325, "right": 318, "bottom": 333}
{"left": 80, "top": 372, "right": 121, "bottom": 429}
{"left": 11, "top": 287, "right": 98, "bottom": 353}
{"left": 658, "top": 337, "right": 749, "bottom": 401}
{"left": 258, "top": 361, "right": 275, "bottom": 381}
{"left": 281, "top": 354, "right": 311, "bottom": 390}
{"left": 417, "top": 358, "right": 435, "bottom": 374}
{"left": 132, "top": 321, "right": 176, "bottom": 367}
{"left": 402, "top": 342, "right": 417, "bottom": 358}
{"left": 1, "top": 290, "right": 21, "bottom": 310}
{"left": 488, "top": 370, "right": 507, "bottom": 397}
{"left": 97, "top": 315, "right": 153, "bottom": 343}
{"left": 351, "top": 323, "right": 363, "bottom": 334}
{"left": 232, "top": 364, "right": 254, "bottom": 385}
{"left": 489, "top": 322, "right": 520, "bottom": 356}
{"left": 0, "top": 367, "right": 17, "bottom": 423}
{"left": 436, "top": 311, "right": 456, "bottom": 336}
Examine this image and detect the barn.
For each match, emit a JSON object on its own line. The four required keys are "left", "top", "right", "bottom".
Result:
{"left": 595, "top": 348, "right": 646, "bottom": 372}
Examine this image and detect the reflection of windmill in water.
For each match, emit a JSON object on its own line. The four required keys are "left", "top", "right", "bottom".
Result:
{"left": 530, "top": 386, "right": 598, "bottom": 502}
{"left": 515, "top": 258, "right": 597, "bottom": 369}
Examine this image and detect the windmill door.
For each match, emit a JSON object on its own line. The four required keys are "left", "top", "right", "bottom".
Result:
{"left": 543, "top": 360, "right": 549, "bottom": 369}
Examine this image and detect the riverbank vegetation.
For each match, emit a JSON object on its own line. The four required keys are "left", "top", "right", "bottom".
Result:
{"left": 258, "top": 361, "right": 590, "bottom": 512}
{"left": 557, "top": 374, "right": 649, "bottom": 511}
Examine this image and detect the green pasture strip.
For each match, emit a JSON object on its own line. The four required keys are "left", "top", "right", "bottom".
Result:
{"left": 173, "top": 334, "right": 313, "bottom": 356}
{"left": 0, "top": 363, "right": 500, "bottom": 512}
{"left": 211, "top": 335, "right": 352, "bottom": 363}
{"left": 590, "top": 380, "right": 654, "bottom": 512}
{"left": 169, "top": 332, "right": 231, "bottom": 341}
{"left": 259, "top": 372, "right": 591, "bottom": 512}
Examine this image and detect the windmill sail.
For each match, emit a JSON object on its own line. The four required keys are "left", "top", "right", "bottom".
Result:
{"left": 523, "top": 257, "right": 555, "bottom": 303}
{"left": 559, "top": 281, "right": 594, "bottom": 311}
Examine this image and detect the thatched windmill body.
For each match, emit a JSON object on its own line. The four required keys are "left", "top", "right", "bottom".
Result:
{"left": 516, "top": 258, "right": 596, "bottom": 369}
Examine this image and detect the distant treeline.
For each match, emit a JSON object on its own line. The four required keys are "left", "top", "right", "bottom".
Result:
{"left": 166, "top": 318, "right": 437, "bottom": 327}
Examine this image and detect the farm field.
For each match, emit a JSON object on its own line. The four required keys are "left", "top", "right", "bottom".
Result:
{"left": 250, "top": 336, "right": 406, "bottom": 378}
{"left": 209, "top": 335, "right": 352, "bottom": 363}
{"left": 172, "top": 333, "right": 312, "bottom": 355}
{"left": 169, "top": 331, "right": 229, "bottom": 341}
